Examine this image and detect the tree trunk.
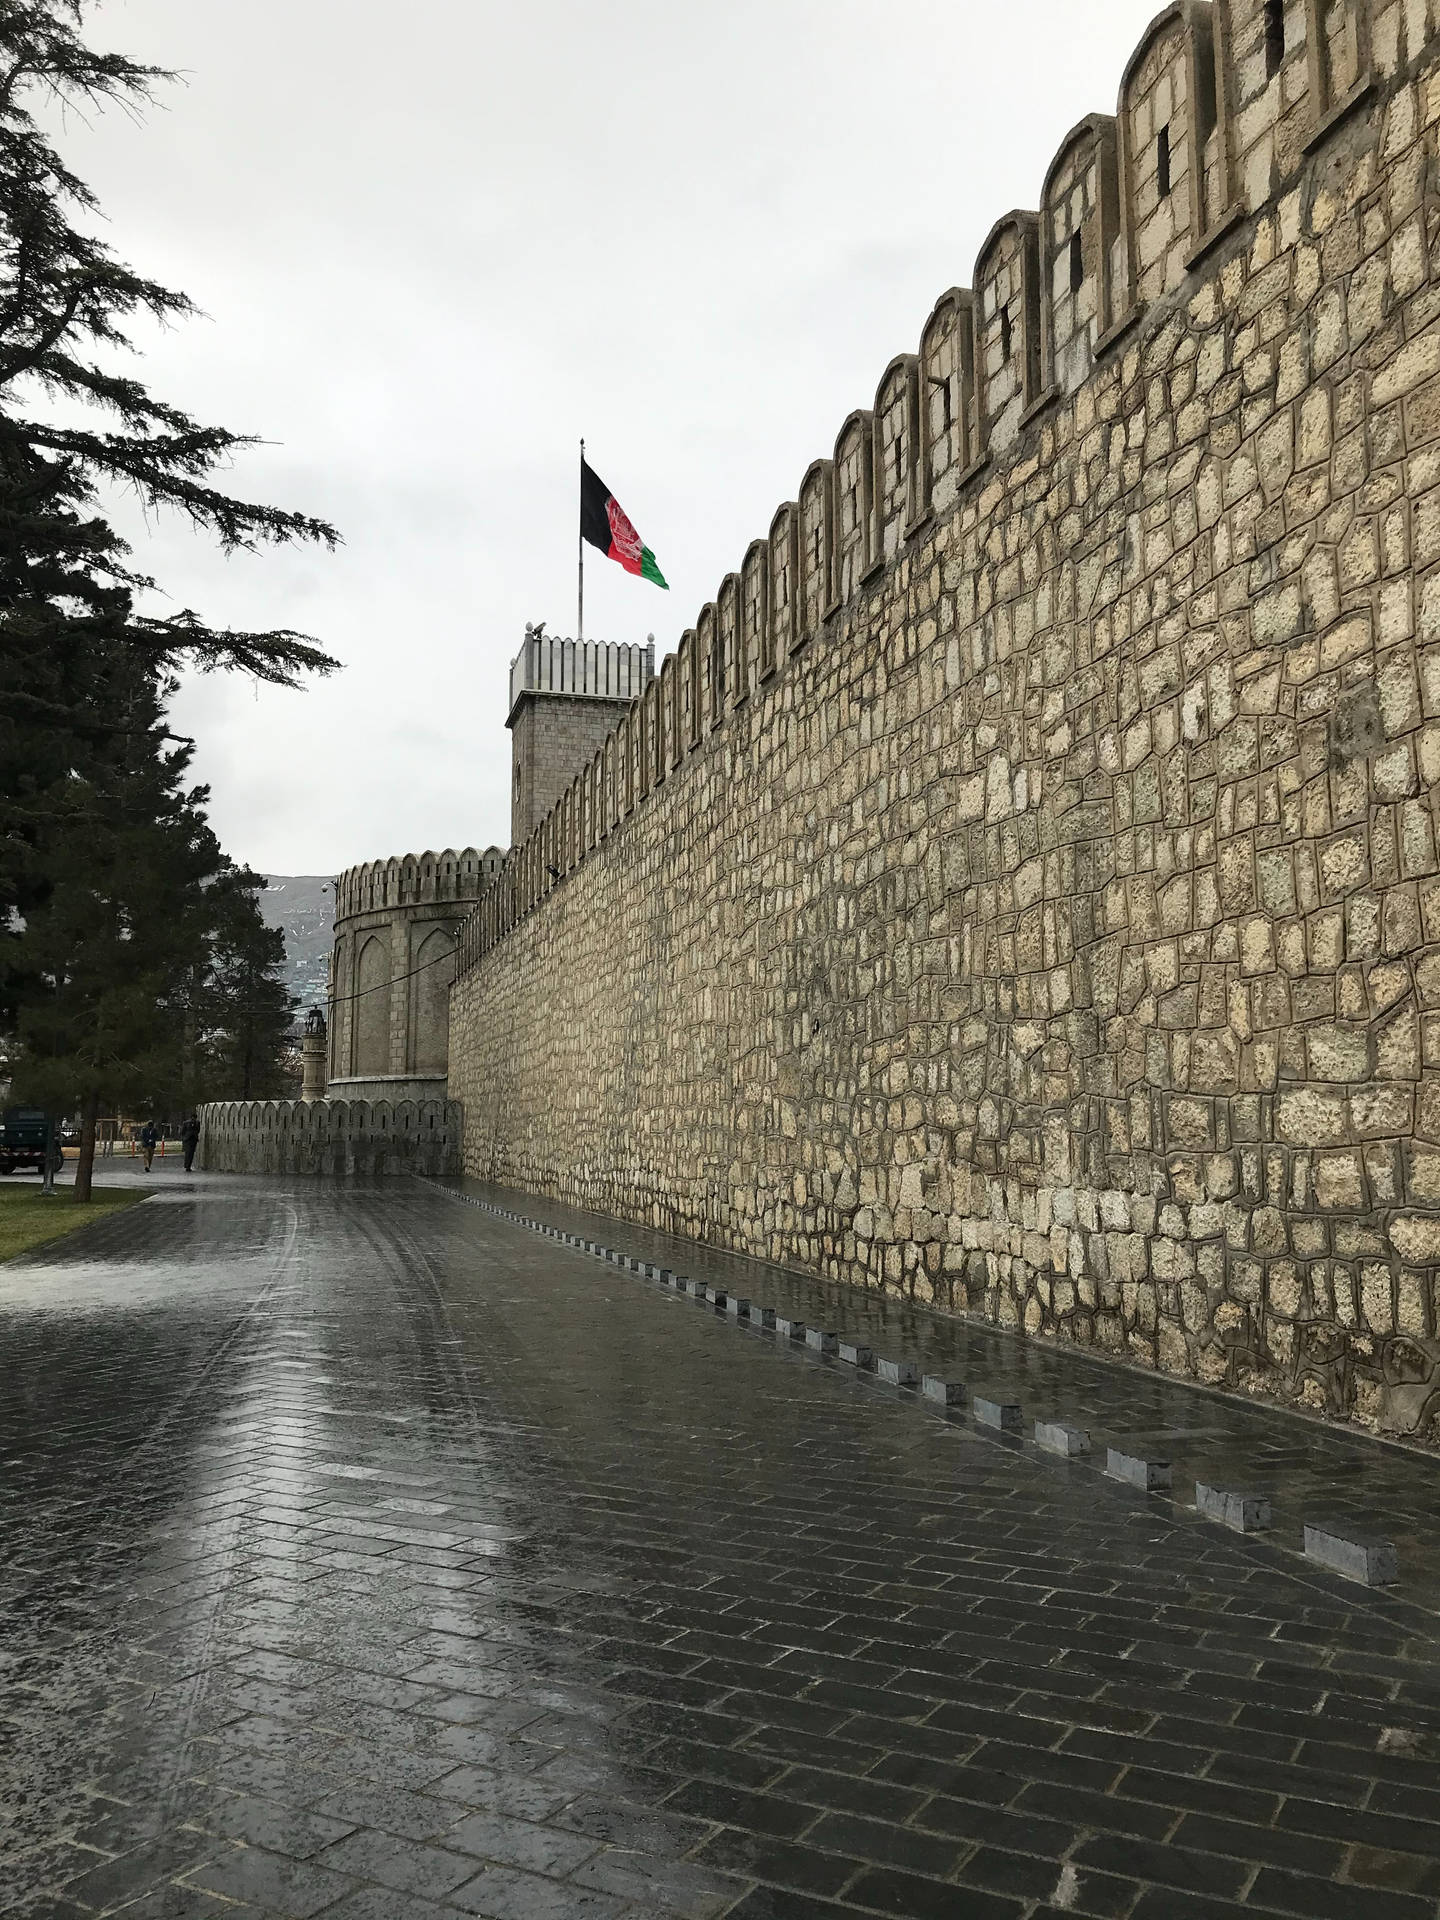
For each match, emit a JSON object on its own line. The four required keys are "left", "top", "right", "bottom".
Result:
{"left": 74, "top": 1089, "right": 99, "bottom": 1202}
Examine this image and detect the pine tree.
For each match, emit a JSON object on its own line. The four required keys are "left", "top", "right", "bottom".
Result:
{"left": 0, "top": 2, "right": 340, "bottom": 690}
{"left": 9, "top": 655, "right": 231, "bottom": 1197}
{"left": 0, "top": 1, "right": 342, "bottom": 1163}
{"left": 194, "top": 873, "right": 297, "bottom": 1104}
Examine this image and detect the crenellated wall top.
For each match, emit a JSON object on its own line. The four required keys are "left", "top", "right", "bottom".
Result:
{"left": 457, "top": 0, "right": 1431, "bottom": 980}
{"left": 334, "top": 846, "right": 505, "bottom": 922}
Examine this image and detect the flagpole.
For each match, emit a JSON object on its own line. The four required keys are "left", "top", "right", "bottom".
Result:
{"left": 577, "top": 437, "right": 585, "bottom": 642}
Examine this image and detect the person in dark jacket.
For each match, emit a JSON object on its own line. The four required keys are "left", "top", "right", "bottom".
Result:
{"left": 140, "top": 1120, "right": 158, "bottom": 1172}
{"left": 181, "top": 1114, "right": 200, "bottom": 1173}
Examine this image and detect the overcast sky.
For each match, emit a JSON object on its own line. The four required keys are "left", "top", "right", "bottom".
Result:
{"left": 69, "top": 0, "right": 1161, "bottom": 876}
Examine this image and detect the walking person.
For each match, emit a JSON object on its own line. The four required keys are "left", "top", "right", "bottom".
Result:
{"left": 140, "top": 1119, "right": 158, "bottom": 1173}
{"left": 181, "top": 1113, "right": 200, "bottom": 1174}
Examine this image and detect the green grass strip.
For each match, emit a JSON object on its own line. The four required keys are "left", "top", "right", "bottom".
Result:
{"left": 0, "top": 1187, "right": 149, "bottom": 1264}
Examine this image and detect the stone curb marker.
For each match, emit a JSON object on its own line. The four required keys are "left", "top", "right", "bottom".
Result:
{"left": 1107, "top": 1448, "right": 1173, "bottom": 1493}
{"left": 447, "top": 1188, "right": 1402, "bottom": 1589}
{"left": 974, "top": 1396, "right": 1024, "bottom": 1433}
{"left": 1303, "top": 1523, "right": 1400, "bottom": 1588}
{"left": 1196, "top": 1483, "right": 1272, "bottom": 1534}
{"left": 1035, "top": 1420, "right": 1091, "bottom": 1458}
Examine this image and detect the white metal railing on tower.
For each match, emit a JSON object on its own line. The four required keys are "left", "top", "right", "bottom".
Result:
{"left": 509, "top": 632, "right": 654, "bottom": 715}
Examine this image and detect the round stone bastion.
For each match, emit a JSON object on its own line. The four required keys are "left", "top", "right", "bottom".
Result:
{"left": 327, "top": 845, "right": 503, "bottom": 1105}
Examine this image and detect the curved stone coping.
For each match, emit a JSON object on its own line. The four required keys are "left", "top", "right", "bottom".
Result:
{"left": 201, "top": 1098, "right": 462, "bottom": 1176}
{"left": 202, "top": 1096, "right": 458, "bottom": 1126}
{"left": 334, "top": 847, "right": 504, "bottom": 920}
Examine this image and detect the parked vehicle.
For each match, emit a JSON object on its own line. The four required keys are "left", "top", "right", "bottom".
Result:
{"left": 0, "top": 1108, "right": 50, "bottom": 1175}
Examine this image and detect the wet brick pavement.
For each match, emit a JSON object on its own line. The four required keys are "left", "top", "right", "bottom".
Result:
{"left": 3, "top": 1167, "right": 1440, "bottom": 1919}
{"left": 449, "top": 1178, "right": 1440, "bottom": 1619}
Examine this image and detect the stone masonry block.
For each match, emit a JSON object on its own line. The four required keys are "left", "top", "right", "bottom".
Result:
{"left": 974, "top": 1397, "right": 1023, "bottom": 1431}
{"left": 1034, "top": 1420, "right": 1091, "bottom": 1457}
{"left": 1196, "top": 1483, "right": 1272, "bottom": 1531}
{"left": 876, "top": 1356, "right": 919, "bottom": 1386}
{"left": 839, "top": 1341, "right": 875, "bottom": 1368}
{"left": 775, "top": 1316, "right": 806, "bottom": 1340}
{"left": 1106, "top": 1448, "right": 1173, "bottom": 1492}
{"left": 752, "top": 1305, "right": 777, "bottom": 1329}
{"left": 922, "top": 1375, "right": 966, "bottom": 1405}
{"left": 805, "top": 1328, "right": 839, "bottom": 1355}
{"left": 726, "top": 1296, "right": 750, "bottom": 1317}
{"left": 1303, "top": 1522, "right": 1399, "bottom": 1585}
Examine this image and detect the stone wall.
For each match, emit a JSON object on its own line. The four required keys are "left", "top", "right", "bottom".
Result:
{"left": 451, "top": 0, "right": 1440, "bottom": 1439}
{"left": 200, "top": 1098, "right": 461, "bottom": 1177}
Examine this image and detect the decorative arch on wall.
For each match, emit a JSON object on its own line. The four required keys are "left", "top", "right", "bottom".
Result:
{"left": 354, "top": 935, "right": 390, "bottom": 1077}
{"left": 1310, "top": 0, "right": 1372, "bottom": 119}
{"left": 769, "top": 504, "right": 800, "bottom": 659}
{"left": 617, "top": 712, "right": 633, "bottom": 816}
{"left": 832, "top": 412, "right": 875, "bottom": 604}
{"left": 328, "top": 933, "right": 347, "bottom": 1078}
{"left": 642, "top": 678, "right": 661, "bottom": 794}
{"left": 742, "top": 539, "right": 771, "bottom": 688}
{"left": 678, "top": 629, "right": 699, "bottom": 750}
{"left": 798, "top": 460, "right": 834, "bottom": 642}
{"left": 634, "top": 690, "right": 649, "bottom": 803}
{"left": 917, "top": 290, "right": 973, "bottom": 518}
{"left": 1117, "top": 1, "right": 1224, "bottom": 308}
{"left": 874, "top": 355, "right": 920, "bottom": 560}
{"left": 718, "top": 573, "right": 743, "bottom": 711}
{"left": 411, "top": 926, "right": 455, "bottom": 1075}
{"left": 694, "top": 603, "right": 717, "bottom": 730}
{"left": 627, "top": 700, "right": 643, "bottom": 808}
{"left": 1041, "top": 114, "right": 1121, "bottom": 395}
{"left": 659, "top": 651, "right": 677, "bottom": 772}
{"left": 974, "top": 212, "right": 1042, "bottom": 455}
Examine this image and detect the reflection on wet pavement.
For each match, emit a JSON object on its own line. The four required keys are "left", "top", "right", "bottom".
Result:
{"left": 2, "top": 1172, "right": 1440, "bottom": 1918}
{"left": 454, "top": 1176, "right": 1440, "bottom": 1619}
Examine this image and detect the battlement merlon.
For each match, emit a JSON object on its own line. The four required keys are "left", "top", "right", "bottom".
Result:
{"left": 332, "top": 847, "right": 504, "bottom": 921}
{"left": 462, "top": 0, "right": 1422, "bottom": 974}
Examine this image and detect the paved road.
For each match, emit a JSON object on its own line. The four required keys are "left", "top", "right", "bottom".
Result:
{"left": 3, "top": 1173, "right": 1440, "bottom": 1919}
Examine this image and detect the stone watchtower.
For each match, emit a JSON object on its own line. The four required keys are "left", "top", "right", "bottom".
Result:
{"left": 507, "top": 627, "right": 654, "bottom": 845}
{"left": 327, "top": 846, "right": 503, "bottom": 1104}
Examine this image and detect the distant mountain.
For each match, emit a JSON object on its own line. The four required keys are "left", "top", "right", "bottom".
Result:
{"left": 261, "top": 875, "right": 334, "bottom": 1009}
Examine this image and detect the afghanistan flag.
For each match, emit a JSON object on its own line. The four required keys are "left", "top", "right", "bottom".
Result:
{"left": 580, "top": 458, "right": 668, "bottom": 589}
